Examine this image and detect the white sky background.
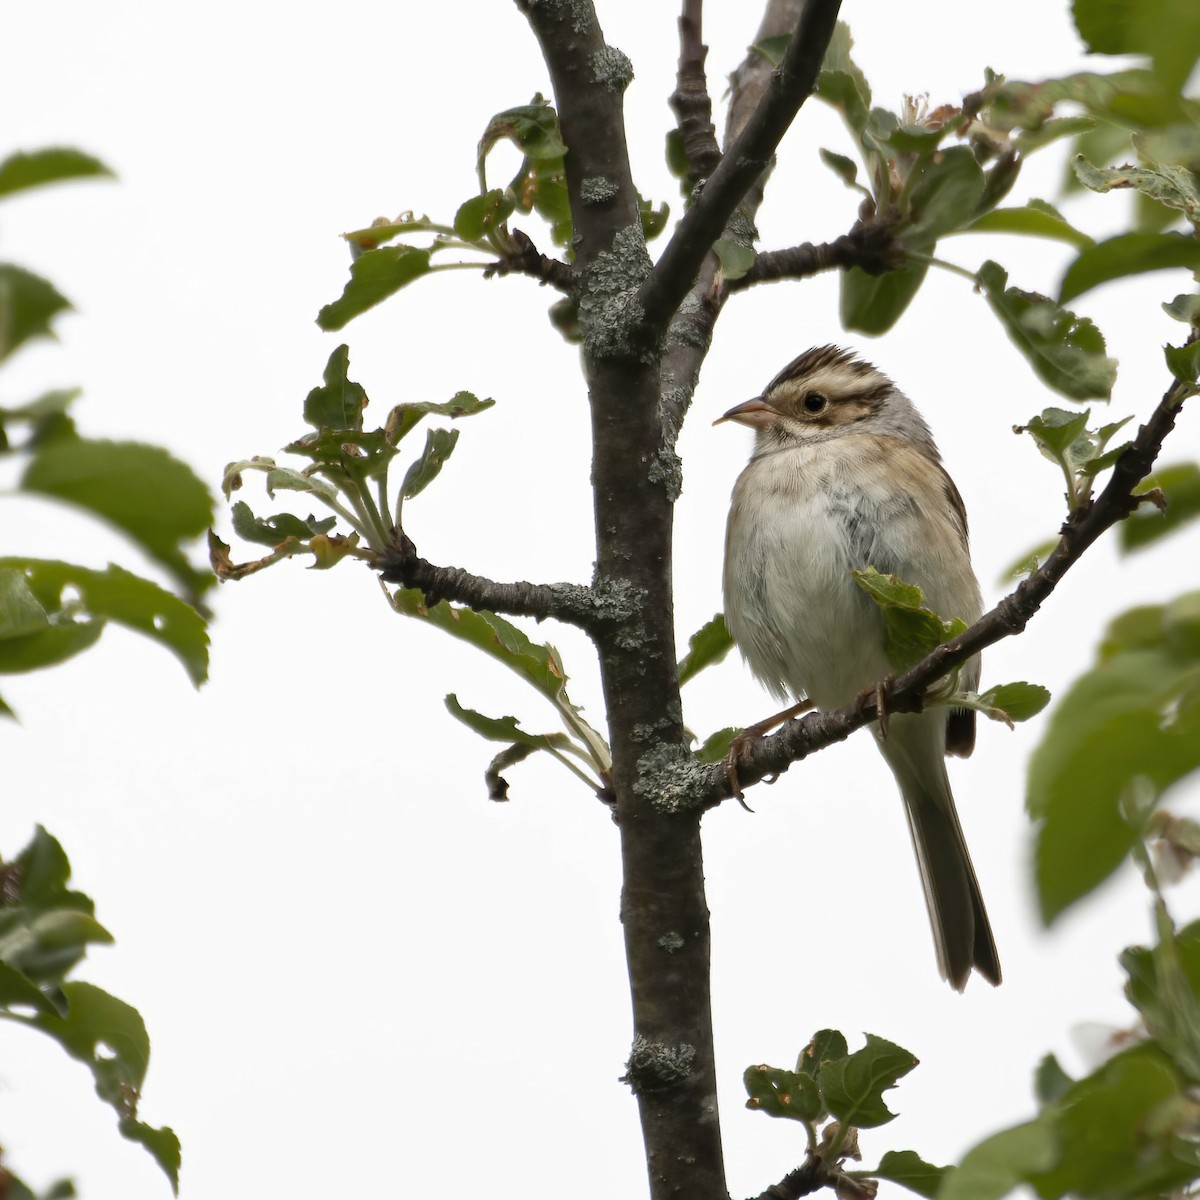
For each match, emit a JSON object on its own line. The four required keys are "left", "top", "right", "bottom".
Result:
{"left": 3, "top": 1, "right": 1199, "bottom": 1197}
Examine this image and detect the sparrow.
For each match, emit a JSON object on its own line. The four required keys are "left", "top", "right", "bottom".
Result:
{"left": 718, "top": 345, "right": 1000, "bottom": 990}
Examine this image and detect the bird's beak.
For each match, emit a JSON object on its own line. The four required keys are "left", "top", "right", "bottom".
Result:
{"left": 713, "top": 397, "right": 778, "bottom": 428}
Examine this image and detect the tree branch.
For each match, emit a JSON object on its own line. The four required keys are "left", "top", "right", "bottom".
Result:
{"left": 378, "top": 535, "right": 613, "bottom": 631}
{"left": 724, "top": 216, "right": 903, "bottom": 293}
{"left": 483, "top": 228, "right": 576, "bottom": 293}
{"left": 639, "top": 0, "right": 844, "bottom": 335}
{"left": 703, "top": 377, "right": 1193, "bottom": 807}
{"left": 669, "top": 0, "right": 721, "bottom": 187}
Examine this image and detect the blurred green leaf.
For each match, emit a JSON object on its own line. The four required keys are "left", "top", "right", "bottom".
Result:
{"left": 957, "top": 199, "right": 1094, "bottom": 249}
{"left": 714, "top": 239, "right": 755, "bottom": 281}
{"left": 22, "top": 981, "right": 180, "bottom": 1191}
{"left": 1122, "top": 462, "right": 1200, "bottom": 550}
{"left": 1163, "top": 294, "right": 1200, "bottom": 324}
{"left": 1073, "top": 157, "right": 1200, "bottom": 223}
{"left": 317, "top": 245, "right": 432, "bottom": 331}
{"left": 303, "top": 344, "right": 367, "bottom": 432}
{"left": 1034, "top": 1053, "right": 1075, "bottom": 1107}
{"left": 444, "top": 694, "right": 573, "bottom": 751}
{"left": 903, "top": 147, "right": 986, "bottom": 241}
{"left": 1121, "top": 919, "right": 1200, "bottom": 1082}
{"left": 978, "top": 261, "right": 1116, "bottom": 400}
{"left": 0, "top": 559, "right": 208, "bottom": 686}
{"left": 340, "top": 214, "right": 450, "bottom": 253}
{"left": 478, "top": 97, "right": 567, "bottom": 168}
{"left": 385, "top": 390, "right": 494, "bottom": 445}
{"left": 22, "top": 438, "right": 214, "bottom": 598}
{"left": 819, "top": 148, "right": 867, "bottom": 192}
{"left": 798, "top": 1028, "right": 849, "bottom": 1077}
{"left": 1029, "top": 1046, "right": 1193, "bottom": 1199}
{"left": 0, "top": 569, "right": 49, "bottom": 638}
{"left": 941, "top": 1118, "right": 1059, "bottom": 1200}
{"left": 0, "top": 620, "right": 104, "bottom": 674}
{"left": 0, "top": 265, "right": 71, "bottom": 363}
{"left": 400, "top": 427, "right": 459, "bottom": 501}
{"left": 840, "top": 262, "right": 928, "bottom": 335}
{"left": 819, "top": 1033, "right": 918, "bottom": 1130}
{"left": 677, "top": 613, "right": 734, "bottom": 686}
{"left": 867, "top": 1149, "right": 947, "bottom": 1199}
{"left": 1072, "top": 0, "right": 1200, "bottom": 96}
{"left": 1028, "top": 599, "right": 1200, "bottom": 923}
{"left": 1059, "top": 231, "right": 1200, "bottom": 304}
{"left": 0, "top": 148, "right": 113, "bottom": 199}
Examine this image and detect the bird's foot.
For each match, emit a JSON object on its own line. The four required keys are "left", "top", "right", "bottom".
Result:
{"left": 722, "top": 699, "right": 813, "bottom": 806}
{"left": 855, "top": 678, "right": 895, "bottom": 739}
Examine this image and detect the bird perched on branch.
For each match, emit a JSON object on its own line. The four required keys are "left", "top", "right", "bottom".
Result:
{"left": 718, "top": 344, "right": 1000, "bottom": 990}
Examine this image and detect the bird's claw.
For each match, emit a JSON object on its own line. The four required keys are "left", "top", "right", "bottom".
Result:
{"left": 856, "top": 678, "right": 894, "bottom": 739}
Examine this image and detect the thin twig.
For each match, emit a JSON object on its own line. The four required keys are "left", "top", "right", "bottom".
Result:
{"left": 483, "top": 228, "right": 576, "bottom": 292}
{"left": 669, "top": 0, "right": 721, "bottom": 186}
{"left": 639, "top": 0, "right": 844, "bottom": 335}
{"left": 724, "top": 218, "right": 903, "bottom": 292}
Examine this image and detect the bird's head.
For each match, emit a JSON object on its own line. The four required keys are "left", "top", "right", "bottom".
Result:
{"left": 714, "top": 344, "right": 936, "bottom": 453}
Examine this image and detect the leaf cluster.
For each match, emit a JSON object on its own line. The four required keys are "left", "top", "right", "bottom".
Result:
{"left": 0, "top": 828, "right": 179, "bottom": 1190}
{"left": 0, "top": 147, "right": 213, "bottom": 717}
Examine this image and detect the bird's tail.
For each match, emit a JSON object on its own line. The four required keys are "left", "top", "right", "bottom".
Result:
{"left": 877, "top": 714, "right": 1001, "bottom": 991}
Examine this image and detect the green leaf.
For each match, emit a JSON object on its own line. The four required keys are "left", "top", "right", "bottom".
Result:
{"left": 677, "top": 614, "right": 734, "bottom": 686}
{"left": 0, "top": 559, "right": 209, "bottom": 686}
{"left": 1059, "top": 231, "right": 1200, "bottom": 304}
{"left": 230, "top": 500, "right": 334, "bottom": 547}
{"left": 385, "top": 390, "right": 495, "bottom": 445}
{"left": 956, "top": 199, "right": 1095, "bottom": 249}
{"left": 1028, "top": 601, "right": 1200, "bottom": 922}
{"left": 1029, "top": 1046, "right": 1193, "bottom": 1199}
{"left": 0, "top": 264, "right": 71, "bottom": 363}
{"left": 1074, "top": 157, "right": 1200, "bottom": 223}
{"left": 0, "top": 148, "right": 113, "bottom": 199}
{"left": 478, "top": 97, "right": 567, "bottom": 168}
{"left": 317, "top": 244, "right": 432, "bottom": 331}
{"left": 0, "top": 960, "right": 61, "bottom": 1017}
{"left": 1034, "top": 1053, "right": 1075, "bottom": 1106}
{"left": 978, "top": 681, "right": 1052, "bottom": 722}
{"left": 24, "top": 981, "right": 180, "bottom": 1191}
{"left": 743, "top": 1063, "right": 822, "bottom": 1122}
{"left": 638, "top": 196, "right": 670, "bottom": 242}
{"left": 1018, "top": 406, "right": 1091, "bottom": 471}
{"left": 388, "top": 590, "right": 565, "bottom": 701}
{"left": 444, "top": 694, "right": 573, "bottom": 751}
{"left": 303, "top": 344, "right": 367, "bottom": 431}
{"left": 340, "top": 213, "right": 449, "bottom": 252}
{"left": 752, "top": 34, "right": 792, "bottom": 68}
{"left": 978, "top": 261, "right": 1117, "bottom": 401}
{"left": 797, "top": 1028, "right": 849, "bottom": 1077}
{"left": 1072, "top": 0, "right": 1200, "bottom": 96}
{"left": 0, "top": 620, "right": 104, "bottom": 674}
{"left": 1165, "top": 340, "right": 1200, "bottom": 385}
{"left": 941, "top": 1118, "right": 1059, "bottom": 1200}
{"left": 694, "top": 727, "right": 738, "bottom": 764}
{"left": 852, "top": 568, "right": 968, "bottom": 672}
{"left": 0, "top": 568, "right": 50, "bottom": 638}
{"left": 815, "top": 22, "right": 872, "bottom": 136}
{"left": 713, "top": 239, "right": 755, "bottom": 281}
{"left": 21, "top": 438, "right": 214, "bottom": 598}
{"left": 1163, "top": 294, "right": 1200, "bottom": 324}
{"left": 903, "top": 147, "right": 986, "bottom": 242}
{"left": 1121, "top": 920, "right": 1200, "bottom": 1081}
{"left": 840, "top": 263, "right": 929, "bottom": 335}
{"left": 400, "top": 427, "right": 459, "bottom": 501}
{"left": 454, "top": 189, "right": 515, "bottom": 242}
{"left": 1121, "top": 462, "right": 1200, "bottom": 550}
{"left": 867, "top": 1149, "right": 947, "bottom": 1199}
{"left": 819, "top": 1033, "right": 918, "bottom": 1129}
{"left": 819, "top": 148, "right": 866, "bottom": 192}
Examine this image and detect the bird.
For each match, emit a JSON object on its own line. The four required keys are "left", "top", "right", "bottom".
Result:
{"left": 717, "top": 344, "right": 1000, "bottom": 990}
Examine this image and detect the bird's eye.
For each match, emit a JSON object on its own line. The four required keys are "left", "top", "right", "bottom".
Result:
{"left": 804, "top": 392, "right": 827, "bottom": 413}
